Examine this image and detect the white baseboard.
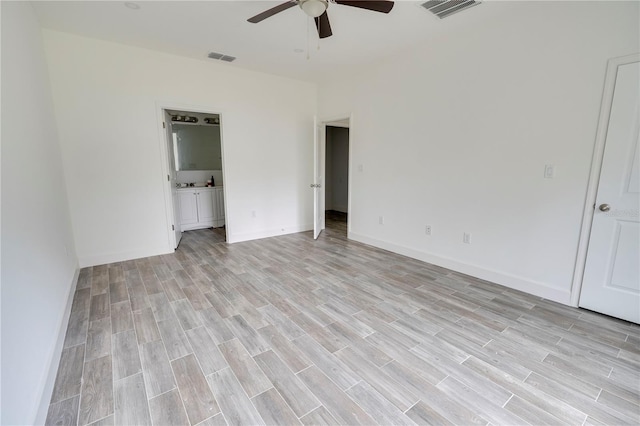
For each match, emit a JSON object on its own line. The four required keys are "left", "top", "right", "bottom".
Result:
{"left": 229, "top": 223, "right": 313, "bottom": 244}
{"left": 348, "top": 232, "right": 572, "bottom": 306}
{"left": 331, "top": 205, "right": 348, "bottom": 213}
{"left": 78, "top": 245, "right": 173, "bottom": 268}
{"left": 33, "top": 266, "right": 80, "bottom": 425}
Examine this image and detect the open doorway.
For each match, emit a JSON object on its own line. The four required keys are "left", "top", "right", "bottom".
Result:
{"left": 324, "top": 123, "right": 350, "bottom": 238}
{"left": 161, "top": 108, "right": 227, "bottom": 249}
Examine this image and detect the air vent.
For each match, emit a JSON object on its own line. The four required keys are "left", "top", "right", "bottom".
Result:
{"left": 421, "top": 0, "right": 480, "bottom": 19}
{"left": 208, "top": 51, "right": 236, "bottom": 62}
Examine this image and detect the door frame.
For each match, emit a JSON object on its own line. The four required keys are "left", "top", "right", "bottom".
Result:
{"left": 570, "top": 53, "right": 640, "bottom": 306}
{"left": 319, "top": 113, "right": 353, "bottom": 235}
{"left": 156, "top": 101, "right": 229, "bottom": 250}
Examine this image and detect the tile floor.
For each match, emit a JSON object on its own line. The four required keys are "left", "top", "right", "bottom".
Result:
{"left": 45, "top": 213, "right": 640, "bottom": 425}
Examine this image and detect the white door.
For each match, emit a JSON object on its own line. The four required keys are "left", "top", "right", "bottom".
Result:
{"left": 197, "top": 190, "right": 216, "bottom": 223}
{"left": 165, "top": 116, "right": 182, "bottom": 248}
{"left": 178, "top": 191, "right": 198, "bottom": 226}
{"left": 313, "top": 117, "right": 325, "bottom": 239}
{"left": 579, "top": 59, "right": 640, "bottom": 323}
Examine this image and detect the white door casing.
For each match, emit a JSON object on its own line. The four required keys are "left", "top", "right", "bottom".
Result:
{"left": 579, "top": 59, "right": 640, "bottom": 323}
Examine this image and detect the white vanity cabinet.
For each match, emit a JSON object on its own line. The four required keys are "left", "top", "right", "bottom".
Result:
{"left": 178, "top": 187, "right": 225, "bottom": 231}
{"left": 178, "top": 190, "right": 199, "bottom": 227}
{"left": 214, "top": 187, "right": 225, "bottom": 225}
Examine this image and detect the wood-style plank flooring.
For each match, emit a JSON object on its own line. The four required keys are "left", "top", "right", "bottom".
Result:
{"left": 47, "top": 213, "right": 640, "bottom": 425}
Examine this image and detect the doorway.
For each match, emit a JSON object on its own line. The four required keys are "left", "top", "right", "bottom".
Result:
{"left": 159, "top": 106, "right": 228, "bottom": 250}
{"left": 312, "top": 115, "right": 352, "bottom": 240}
{"left": 324, "top": 125, "right": 350, "bottom": 237}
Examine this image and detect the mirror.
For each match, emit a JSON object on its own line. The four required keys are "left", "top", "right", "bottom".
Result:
{"left": 172, "top": 124, "right": 222, "bottom": 171}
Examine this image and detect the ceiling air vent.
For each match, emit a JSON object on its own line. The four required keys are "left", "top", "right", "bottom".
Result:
{"left": 421, "top": 0, "right": 480, "bottom": 19}
{"left": 207, "top": 52, "right": 236, "bottom": 62}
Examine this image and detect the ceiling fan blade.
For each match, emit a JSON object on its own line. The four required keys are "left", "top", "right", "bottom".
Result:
{"left": 247, "top": 1, "right": 298, "bottom": 23}
{"left": 314, "top": 10, "right": 333, "bottom": 39}
{"left": 334, "top": 0, "right": 394, "bottom": 13}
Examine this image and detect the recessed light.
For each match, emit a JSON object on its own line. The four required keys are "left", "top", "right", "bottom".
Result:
{"left": 294, "top": 49, "right": 304, "bottom": 53}
{"left": 124, "top": 2, "right": 140, "bottom": 10}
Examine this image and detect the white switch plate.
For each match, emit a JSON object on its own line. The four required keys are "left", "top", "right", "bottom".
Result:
{"left": 358, "top": 164, "right": 364, "bottom": 172}
{"left": 379, "top": 216, "right": 384, "bottom": 225}
{"left": 544, "top": 164, "right": 555, "bottom": 179}
{"left": 463, "top": 232, "right": 471, "bottom": 244}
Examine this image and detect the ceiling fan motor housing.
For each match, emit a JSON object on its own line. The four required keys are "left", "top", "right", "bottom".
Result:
{"left": 300, "top": 0, "right": 328, "bottom": 18}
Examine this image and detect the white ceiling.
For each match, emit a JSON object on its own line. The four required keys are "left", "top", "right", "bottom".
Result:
{"left": 32, "top": 0, "right": 508, "bottom": 83}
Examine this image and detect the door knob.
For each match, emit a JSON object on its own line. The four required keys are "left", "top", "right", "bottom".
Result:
{"left": 599, "top": 203, "right": 611, "bottom": 212}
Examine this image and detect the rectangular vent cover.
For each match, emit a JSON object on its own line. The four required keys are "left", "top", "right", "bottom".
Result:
{"left": 208, "top": 52, "right": 236, "bottom": 62}
{"left": 421, "top": 0, "right": 480, "bottom": 19}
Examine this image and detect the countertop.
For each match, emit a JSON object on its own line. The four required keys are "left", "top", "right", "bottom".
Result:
{"left": 177, "top": 185, "right": 223, "bottom": 189}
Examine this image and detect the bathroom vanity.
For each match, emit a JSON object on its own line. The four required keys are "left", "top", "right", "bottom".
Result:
{"left": 178, "top": 186, "right": 225, "bottom": 231}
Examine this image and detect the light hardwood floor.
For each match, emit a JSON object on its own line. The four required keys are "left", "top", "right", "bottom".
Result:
{"left": 46, "top": 214, "right": 640, "bottom": 425}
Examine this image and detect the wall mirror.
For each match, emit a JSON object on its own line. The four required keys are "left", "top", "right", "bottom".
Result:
{"left": 172, "top": 123, "right": 222, "bottom": 171}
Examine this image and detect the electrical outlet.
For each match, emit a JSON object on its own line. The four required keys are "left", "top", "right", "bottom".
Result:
{"left": 544, "top": 164, "right": 555, "bottom": 179}
{"left": 463, "top": 232, "right": 471, "bottom": 244}
{"left": 425, "top": 225, "right": 432, "bottom": 235}
{"left": 379, "top": 216, "right": 384, "bottom": 225}
{"left": 358, "top": 164, "right": 364, "bottom": 172}
{"left": 252, "top": 210, "right": 256, "bottom": 218}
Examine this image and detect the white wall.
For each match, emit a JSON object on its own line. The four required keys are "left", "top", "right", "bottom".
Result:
{"left": 1, "top": 3, "right": 79, "bottom": 424}
{"left": 318, "top": 1, "right": 640, "bottom": 305}
{"left": 42, "top": 30, "right": 317, "bottom": 265}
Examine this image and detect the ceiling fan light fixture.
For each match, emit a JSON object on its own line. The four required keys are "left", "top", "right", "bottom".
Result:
{"left": 300, "top": 0, "right": 328, "bottom": 18}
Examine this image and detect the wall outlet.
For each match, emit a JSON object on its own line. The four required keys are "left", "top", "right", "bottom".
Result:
{"left": 425, "top": 225, "right": 432, "bottom": 235}
{"left": 251, "top": 210, "right": 256, "bottom": 218}
{"left": 358, "top": 164, "right": 364, "bottom": 172}
{"left": 379, "top": 216, "right": 384, "bottom": 225}
{"left": 463, "top": 232, "right": 471, "bottom": 244}
{"left": 544, "top": 164, "right": 555, "bottom": 179}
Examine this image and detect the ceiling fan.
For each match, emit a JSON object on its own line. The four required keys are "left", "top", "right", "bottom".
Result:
{"left": 247, "top": 0, "right": 395, "bottom": 39}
